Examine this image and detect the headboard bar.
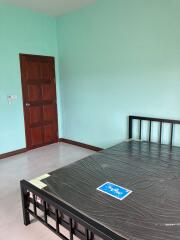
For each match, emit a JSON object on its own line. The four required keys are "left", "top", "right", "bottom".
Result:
{"left": 170, "top": 123, "right": 174, "bottom": 146}
{"left": 149, "top": 121, "right": 152, "bottom": 142}
{"left": 129, "top": 116, "right": 180, "bottom": 146}
{"left": 129, "top": 116, "right": 180, "bottom": 124}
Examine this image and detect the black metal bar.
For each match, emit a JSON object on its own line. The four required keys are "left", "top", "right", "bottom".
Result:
{"left": 170, "top": 123, "right": 174, "bottom": 146}
{"left": 20, "top": 181, "right": 30, "bottom": 226}
{"left": 129, "top": 116, "right": 133, "bottom": 139}
{"left": 29, "top": 197, "right": 85, "bottom": 239}
{"left": 33, "top": 194, "right": 37, "bottom": 216}
{"left": 44, "top": 201, "right": 47, "bottom": 223}
{"left": 139, "top": 120, "right": 142, "bottom": 140}
{"left": 86, "top": 229, "right": 89, "bottom": 240}
{"left": 28, "top": 209, "right": 69, "bottom": 240}
{"left": 55, "top": 209, "right": 60, "bottom": 233}
{"left": 149, "top": 121, "right": 152, "bottom": 142}
{"left": 29, "top": 198, "right": 74, "bottom": 232}
{"left": 89, "top": 231, "right": 94, "bottom": 240}
{"left": 129, "top": 115, "right": 180, "bottom": 125}
{"left": 159, "top": 122, "right": 162, "bottom": 144}
{"left": 69, "top": 218, "right": 73, "bottom": 240}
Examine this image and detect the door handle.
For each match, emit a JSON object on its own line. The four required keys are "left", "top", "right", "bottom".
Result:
{"left": 26, "top": 103, "right": 30, "bottom": 107}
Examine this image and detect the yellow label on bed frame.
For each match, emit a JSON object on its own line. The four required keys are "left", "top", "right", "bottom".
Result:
{"left": 29, "top": 173, "right": 50, "bottom": 189}
{"left": 36, "top": 173, "right": 50, "bottom": 181}
{"left": 29, "top": 179, "right": 47, "bottom": 189}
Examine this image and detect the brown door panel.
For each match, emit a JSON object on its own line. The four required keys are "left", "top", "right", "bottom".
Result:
{"left": 30, "top": 127, "right": 43, "bottom": 146}
{"left": 44, "top": 124, "right": 57, "bottom": 144}
{"left": 42, "top": 84, "right": 54, "bottom": 101}
{"left": 28, "top": 106, "right": 42, "bottom": 125}
{"left": 25, "top": 61, "right": 40, "bottom": 81}
{"left": 43, "top": 105, "right": 56, "bottom": 121}
{"left": 20, "top": 54, "right": 59, "bottom": 150}
{"left": 40, "top": 61, "right": 54, "bottom": 81}
{"left": 27, "top": 84, "right": 41, "bottom": 102}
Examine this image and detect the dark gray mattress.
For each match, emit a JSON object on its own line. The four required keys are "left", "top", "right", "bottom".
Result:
{"left": 42, "top": 140, "right": 180, "bottom": 240}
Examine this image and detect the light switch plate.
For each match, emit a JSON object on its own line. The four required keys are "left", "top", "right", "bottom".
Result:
{"left": 7, "top": 95, "right": 17, "bottom": 104}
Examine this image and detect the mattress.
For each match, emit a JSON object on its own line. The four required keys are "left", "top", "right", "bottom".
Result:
{"left": 39, "top": 141, "right": 180, "bottom": 240}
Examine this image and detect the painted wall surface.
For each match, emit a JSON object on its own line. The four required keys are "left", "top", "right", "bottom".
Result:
{"left": 57, "top": 0, "right": 180, "bottom": 148}
{"left": 0, "top": 4, "right": 61, "bottom": 154}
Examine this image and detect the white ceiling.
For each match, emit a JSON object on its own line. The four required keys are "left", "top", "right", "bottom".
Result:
{"left": 0, "top": 0, "right": 96, "bottom": 16}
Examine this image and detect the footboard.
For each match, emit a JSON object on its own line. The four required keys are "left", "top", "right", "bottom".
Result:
{"left": 20, "top": 180, "right": 124, "bottom": 240}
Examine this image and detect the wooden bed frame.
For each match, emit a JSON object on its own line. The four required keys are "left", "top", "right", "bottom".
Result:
{"left": 20, "top": 116, "right": 180, "bottom": 240}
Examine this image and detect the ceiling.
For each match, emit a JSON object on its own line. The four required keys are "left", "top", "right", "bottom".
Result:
{"left": 0, "top": 0, "right": 96, "bottom": 16}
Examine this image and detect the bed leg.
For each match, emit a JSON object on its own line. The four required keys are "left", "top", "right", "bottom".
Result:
{"left": 20, "top": 181, "right": 30, "bottom": 226}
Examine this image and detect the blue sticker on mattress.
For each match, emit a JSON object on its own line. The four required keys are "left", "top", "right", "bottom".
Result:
{"left": 97, "top": 182, "right": 132, "bottom": 201}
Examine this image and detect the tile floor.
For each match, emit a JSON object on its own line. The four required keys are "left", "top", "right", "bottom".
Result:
{"left": 0, "top": 142, "right": 95, "bottom": 240}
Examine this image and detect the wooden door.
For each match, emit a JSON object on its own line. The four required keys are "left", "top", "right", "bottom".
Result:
{"left": 20, "top": 54, "right": 59, "bottom": 150}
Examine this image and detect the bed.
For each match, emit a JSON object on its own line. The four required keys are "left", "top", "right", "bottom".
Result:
{"left": 20, "top": 116, "right": 180, "bottom": 240}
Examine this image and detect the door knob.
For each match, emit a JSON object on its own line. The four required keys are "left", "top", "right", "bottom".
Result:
{"left": 26, "top": 103, "right": 30, "bottom": 107}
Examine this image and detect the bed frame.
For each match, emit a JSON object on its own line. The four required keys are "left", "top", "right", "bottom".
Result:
{"left": 129, "top": 115, "right": 180, "bottom": 146}
{"left": 20, "top": 115, "right": 180, "bottom": 240}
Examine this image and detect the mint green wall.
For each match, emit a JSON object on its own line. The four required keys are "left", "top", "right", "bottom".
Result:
{"left": 57, "top": 0, "right": 180, "bottom": 148}
{"left": 0, "top": 4, "right": 61, "bottom": 154}
{"left": 1, "top": 0, "right": 180, "bottom": 153}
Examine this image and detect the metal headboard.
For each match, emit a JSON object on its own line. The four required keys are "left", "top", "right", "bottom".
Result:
{"left": 129, "top": 116, "right": 180, "bottom": 146}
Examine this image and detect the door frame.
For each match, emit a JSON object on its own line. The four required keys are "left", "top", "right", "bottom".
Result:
{"left": 19, "top": 53, "right": 59, "bottom": 150}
